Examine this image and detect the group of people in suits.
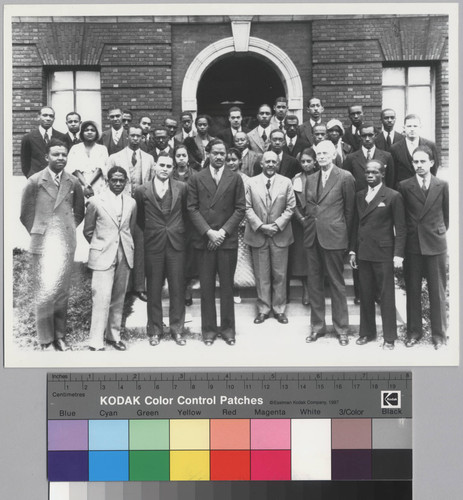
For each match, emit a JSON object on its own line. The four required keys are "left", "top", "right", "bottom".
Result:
{"left": 19, "top": 97, "right": 448, "bottom": 352}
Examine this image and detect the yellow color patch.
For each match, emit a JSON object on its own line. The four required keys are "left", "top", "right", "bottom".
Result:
{"left": 170, "top": 450, "right": 210, "bottom": 480}
{"left": 169, "top": 419, "right": 210, "bottom": 450}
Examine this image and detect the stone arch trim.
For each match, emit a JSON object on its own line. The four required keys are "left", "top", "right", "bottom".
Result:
{"left": 181, "top": 37, "right": 304, "bottom": 121}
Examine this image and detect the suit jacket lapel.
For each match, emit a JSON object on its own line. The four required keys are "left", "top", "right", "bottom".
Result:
{"left": 361, "top": 184, "right": 386, "bottom": 219}
{"left": 408, "top": 176, "right": 427, "bottom": 205}
{"left": 298, "top": 174, "right": 308, "bottom": 209}
{"left": 100, "top": 191, "right": 121, "bottom": 227}
{"left": 318, "top": 167, "right": 338, "bottom": 202}
{"left": 420, "top": 176, "right": 440, "bottom": 219}
{"left": 170, "top": 180, "right": 179, "bottom": 213}
{"left": 40, "top": 169, "right": 58, "bottom": 200}
{"left": 145, "top": 180, "right": 161, "bottom": 210}
{"left": 54, "top": 172, "right": 73, "bottom": 209}
{"left": 199, "top": 168, "right": 218, "bottom": 200}
{"left": 211, "top": 167, "right": 232, "bottom": 207}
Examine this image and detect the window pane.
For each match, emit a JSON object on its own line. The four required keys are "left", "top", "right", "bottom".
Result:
{"left": 408, "top": 86, "right": 433, "bottom": 139}
{"left": 50, "top": 71, "right": 73, "bottom": 91}
{"left": 382, "top": 87, "right": 405, "bottom": 133}
{"left": 76, "top": 91, "right": 102, "bottom": 132}
{"left": 76, "top": 71, "right": 101, "bottom": 90}
{"left": 408, "top": 66, "right": 431, "bottom": 85}
{"left": 382, "top": 67, "right": 405, "bottom": 86}
{"left": 50, "top": 91, "right": 74, "bottom": 133}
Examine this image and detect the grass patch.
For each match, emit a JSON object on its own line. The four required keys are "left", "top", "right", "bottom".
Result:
{"left": 13, "top": 248, "right": 134, "bottom": 350}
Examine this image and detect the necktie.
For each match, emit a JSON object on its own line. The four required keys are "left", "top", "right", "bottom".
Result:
{"left": 131, "top": 150, "right": 137, "bottom": 167}
{"left": 159, "top": 182, "right": 167, "bottom": 198}
{"left": 262, "top": 130, "right": 267, "bottom": 142}
{"left": 213, "top": 169, "right": 219, "bottom": 186}
{"left": 288, "top": 138, "right": 294, "bottom": 153}
{"left": 265, "top": 179, "right": 272, "bottom": 207}
{"left": 322, "top": 171, "right": 329, "bottom": 188}
{"left": 386, "top": 132, "right": 392, "bottom": 148}
{"left": 279, "top": 121, "right": 283, "bottom": 130}
{"left": 44, "top": 132, "right": 50, "bottom": 145}
{"left": 73, "top": 135, "right": 78, "bottom": 145}
{"left": 422, "top": 178, "right": 428, "bottom": 196}
{"left": 366, "top": 149, "right": 372, "bottom": 161}
{"left": 54, "top": 173, "right": 60, "bottom": 188}
{"left": 113, "top": 130, "right": 120, "bottom": 145}
{"left": 365, "top": 188, "right": 374, "bottom": 204}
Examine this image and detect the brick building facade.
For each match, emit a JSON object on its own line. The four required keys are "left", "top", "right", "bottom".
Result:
{"left": 11, "top": 14, "right": 449, "bottom": 175}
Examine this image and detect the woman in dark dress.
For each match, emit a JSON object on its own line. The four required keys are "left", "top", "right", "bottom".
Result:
{"left": 289, "top": 147, "right": 318, "bottom": 305}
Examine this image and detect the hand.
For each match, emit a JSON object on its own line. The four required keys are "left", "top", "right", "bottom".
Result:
{"left": 393, "top": 256, "right": 403, "bottom": 268}
{"left": 207, "top": 240, "right": 218, "bottom": 251}
{"left": 260, "top": 224, "right": 278, "bottom": 237}
{"left": 349, "top": 253, "right": 357, "bottom": 269}
{"left": 206, "top": 229, "right": 225, "bottom": 245}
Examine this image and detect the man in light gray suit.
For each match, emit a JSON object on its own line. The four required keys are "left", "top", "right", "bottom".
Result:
{"left": 302, "top": 140, "right": 355, "bottom": 345}
{"left": 244, "top": 151, "right": 296, "bottom": 324}
{"left": 247, "top": 104, "right": 273, "bottom": 155}
{"left": 84, "top": 166, "right": 137, "bottom": 351}
{"left": 20, "top": 139, "right": 85, "bottom": 351}
{"left": 106, "top": 124, "right": 155, "bottom": 301}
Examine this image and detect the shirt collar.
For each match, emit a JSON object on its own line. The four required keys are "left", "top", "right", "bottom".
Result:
{"left": 368, "top": 182, "right": 382, "bottom": 194}
{"left": 362, "top": 146, "right": 375, "bottom": 158}
{"left": 48, "top": 167, "right": 62, "bottom": 180}
{"left": 321, "top": 164, "right": 334, "bottom": 178}
{"left": 40, "top": 126, "right": 51, "bottom": 138}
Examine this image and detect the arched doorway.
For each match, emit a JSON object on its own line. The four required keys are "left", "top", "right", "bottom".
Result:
{"left": 197, "top": 54, "right": 285, "bottom": 132}
{"left": 182, "top": 35, "right": 303, "bottom": 131}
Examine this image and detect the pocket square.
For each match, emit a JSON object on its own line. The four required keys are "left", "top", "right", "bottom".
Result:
{"left": 378, "top": 202, "right": 386, "bottom": 207}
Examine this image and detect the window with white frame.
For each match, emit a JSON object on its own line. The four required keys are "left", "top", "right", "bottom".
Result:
{"left": 48, "top": 70, "right": 102, "bottom": 134}
{"left": 382, "top": 66, "right": 435, "bottom": 140}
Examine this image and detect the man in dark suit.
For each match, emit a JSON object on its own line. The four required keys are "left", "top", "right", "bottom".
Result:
{"left": 254, "top": 129, "right": 300, "bottom": 179}
{"left": 398, "top": 146, "right": 449, "bottom": 349}
{"left": 374, "top": 108, "right": 404, "bottom": 152}
{"left": 20, "top": 106, "right": 67, "bottom": 178}
{"left": 216, "top": 106, "right": 249, "bottom": 148}
{"left": 147, "top": 126, "right": 173, "bottom": 161}
{"left": 187, "top": 139, "right": 246, "bottom": 346}
{"left": 244, "top": 151, "right": 296, "bottom": 325}
{"left": 63, "top": 112, "right": 82, "bottom": 150}
{"left": 302, "top": 140, "right": 355, "bottom": 345}
{"left": 20, "top": 139, "right": 85, "bottom": 350}
{"left": 343, "top": 104, "right": 364, "bottom": 152}
{"left": 135, "top": 152, "right": 188, "bottom": 347}
{"left": 269, "top": 96, "right": 289, "bottom": 131}
{"left": 233, "top": 131, "right": 261, "bottom": 177}
{"left": 122, "top": 110, "right": 133, "bottom": 131}
{"left": 247, "top": 104, "right": 273, "bottom": 155}
{"left": 390, "top": 114, "right": 439, "bottom": 185}
{"left": 298, "top": 97, "right": 325, "bottom": 144}
{"left": 138, "top": 116, "right": 152, "bottom": 152}
{"left": 84, "top": 166, "right": 137, "bottom": 352}
{"left": 164, "top": 116, "right": 182, "bottom": 151}
{"left": 349, "top": 160, "right": 406, "bottom": 349}
{"left": 99, "top": 107, "right": 129, "bottom": 155}
{"left": 283, "top": 115, "right": 311, "bottom": 158}
{"left": 174, "top": 111, "right": 196, "bottom": 143}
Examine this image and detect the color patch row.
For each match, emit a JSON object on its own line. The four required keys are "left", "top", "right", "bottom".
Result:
{"left": 48, "top": 418, "right": 411, "bottom": 481}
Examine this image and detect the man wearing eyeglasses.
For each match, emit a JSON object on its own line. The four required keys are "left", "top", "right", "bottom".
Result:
{"left": 99, "top": 106, "right": 129, "bottom": 155}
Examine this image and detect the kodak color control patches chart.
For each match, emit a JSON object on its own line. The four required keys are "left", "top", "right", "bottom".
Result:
{"left": 48, "top": 372, "right": 412, "bottom": 499}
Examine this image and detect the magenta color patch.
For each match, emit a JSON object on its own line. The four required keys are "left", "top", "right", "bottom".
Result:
{"left": 250, "top": 419, "right": 291, "bottom": 449}
{"left": 250, "top": 450, "right": 291, "bottom": 480}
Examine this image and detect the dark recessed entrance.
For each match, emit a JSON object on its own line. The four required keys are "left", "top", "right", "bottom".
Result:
{"left": 196, "top": 54, "right": 285, "bottom": 133}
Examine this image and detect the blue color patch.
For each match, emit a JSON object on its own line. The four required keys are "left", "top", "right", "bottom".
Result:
{"left": 89, "top": 451, "right": 129, "bottom": 481}
{"left": 89, "top": 420, "right": 129, "bottom": 450}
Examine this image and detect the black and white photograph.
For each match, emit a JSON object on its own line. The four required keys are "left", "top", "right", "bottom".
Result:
{"left": 4, "top": 3, "right": 459, "bottom": 367}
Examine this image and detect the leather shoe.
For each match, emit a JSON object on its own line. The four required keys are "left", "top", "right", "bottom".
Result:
{"left": 383, "top": 341, "right": 395, "bottom": 350}
{"left": 106, "top": 340, "right": 126, "bottom": 351}
{"left": 254, "top": 313, "right": 269, "bottom": 324}
{"left": 149, "top": 335, "right": 160, "bottom": 347}
{"left": 302, "top": 288, "right": 310, "bottom": 306}
{"left": 185, "top": 297, "right": 193, "bottom": 306}
{"left": 54, "top": 339, "right": 70, "bottom": 351}
{"left": 434, "top": 341, "right": 445, "bottom": 350}
{"left": 405, "top": 338, "right": 419, "bottom": 348}
{"left": 354, "top": 297, "right": 361, "bottom": 305}
{"left": 356, "top": 336, "right": 370, "bottom": 346}
{"left": 203, "top": 339, "right": 214, "bottom": 346}
{"left": 338, "top": 335, "right": 349, "bottom": 346}
{"left": 136, "top": 291, "right": 148, "bottom": 302}
{"left": 306, "top": 333, "right": 319, "bottom": 343}
{"left": 41, "top": 342, "right": 55, "bottom": 351}
{"left": 274, "top": 313, "right": 288, "bottom": 324}
{"left": 172, "top": 335, "right": 186, "bottom": 346}
{"left": 89, "top": 346, "right": 105, "bottom": 351}
{"left": 224, "top": 338, "right": 236, "bottom": 346}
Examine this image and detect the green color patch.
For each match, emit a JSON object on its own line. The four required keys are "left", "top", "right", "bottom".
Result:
{"left": 129, "top": 450, "right": 170, "bottom": 481}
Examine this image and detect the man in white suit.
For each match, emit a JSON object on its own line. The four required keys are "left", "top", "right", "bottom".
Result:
{"left": 244, "top": 151, "right": 296, "bottom": 324}
{"left": 84, "top": 166, "right": 137, "bottom": 351}
{"left": 106, "top": 124, "right": 155, "bottom": 301}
